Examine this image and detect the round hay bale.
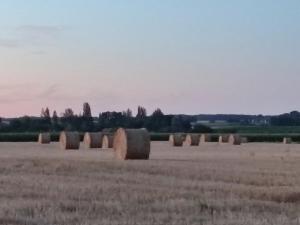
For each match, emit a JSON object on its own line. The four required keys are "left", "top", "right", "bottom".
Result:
{"left": 38, "top": 133, "right": 51, "bottom": 144}
{"left": 229, "top": 134, "right": 241, "bottom": 145}
{"left": 83, "top": 132, "right": 103, "bottom": 149}
{"left": 185, "top": 134, "right": 200, "bottom": 146}
{"left": 102, "top": 134, "right": 114, "bottom": 148}
{"left": 219, "top": 134, "right": 230, "bottom": 143}
{"left": 283, "top": 137, "right": 292, "bottom": 144}
{"left": 200, "top": 134, "right": 212, "bottom": 143}
{"left": 169, "top": 134, "right": 184, "bottom": 147}
{"left": 241, "top": 137, "right": 248, "bottom": 144}
{"left": 218, "top": 136, "right": 222, "bottom": 143}
{"left": 113, "top": 128, "right": 150, "bottom": 160}
{"left": 60, "top": 131, "right": 80, "bottom": 150}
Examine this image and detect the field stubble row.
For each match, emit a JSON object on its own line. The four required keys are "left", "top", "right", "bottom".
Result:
{"left": 0, "top": 142, "right": 299, "bottom": 224}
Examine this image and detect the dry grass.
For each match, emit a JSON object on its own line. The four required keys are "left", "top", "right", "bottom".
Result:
{"left": 0, "top": 142, "right": 300, "bottom": 225}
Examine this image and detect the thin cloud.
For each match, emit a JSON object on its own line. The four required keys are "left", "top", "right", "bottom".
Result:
{"left": 38, "top": 84, "right": 60, "bottom": 98}
{"left": 0, "top": 84, "right": 37, "bottom": 103}
{"left": 31, "top": 50, "right": 46, "bottom": 55}
{"left": 37, "top": 84, "right": 86, "bottom": 101}
{"left": 0, "top": 25, "right": 67, "bottom": 49}
{"left": 16, "top": 25, "right": 66, "bottom": 34}
{"left": 0, "top": 83, "right": 62, "bottom": 104}
{"left": 0, "top": 38, "right": 20, "bottom": 48}
{"left": 16, "top": 25, "right": 66, "bottom": 42}
{"left": 0, "top": 83, "right": 35, "bottom": 91}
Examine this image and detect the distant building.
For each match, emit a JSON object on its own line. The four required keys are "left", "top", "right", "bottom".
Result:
{"left": 191, "top": 118, "right": 270, "bottom": 128}
{"left": 1, "top": 119, "right": 11, "bottom": 125}
{"left": 194, "top": 120, "right": 210, "bottom": 124}
{"left": 250, "top": 118, "right": 270, "bottom": 125}
{"left": 191, "top": 120, "right": 229, "bottom": 129}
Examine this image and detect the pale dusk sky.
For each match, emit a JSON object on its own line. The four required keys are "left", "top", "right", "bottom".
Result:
{"left": 0, "top": 0, "right": 300, "bottom": 117}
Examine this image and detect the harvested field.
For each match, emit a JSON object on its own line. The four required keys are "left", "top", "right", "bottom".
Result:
{"left": 0, "top": 142, "right": 300, "bottom": 225}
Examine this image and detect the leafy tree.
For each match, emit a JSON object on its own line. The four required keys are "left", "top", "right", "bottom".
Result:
{"left": 52, "top": 111, "right": 58, "bottom": 123}
{"left": 190, "top": 124, "right": 213, "bottom": 133}
{"left": 123, "top": 108, "right": 133, "bottom": 118}
{"left": 83, "top": 102, "right": 92, "bottom": 118}
{"left": 120, "top": 109, "right": 135, "bottom": 128}
{"left": 81, "top": 103, "right": 94, "bottom": 131}
{"left": 171, "top": 115, "right": 191, "bottom": 132}
{"left": 41, "top": 107, "right": 50, "bottom": 119}
{"left": 145, "top": 108, "right": 171, "bottom": 132}
{"left": 9, "top": 118, "right": 22, "bottom": 131}
{"left": 271, "top": 111, "right": 300, "bottom": 126}
{"left": 60, "top": 108, "right": 78, "bottom": 131}
{"left": 0, "top": 104, "right": 205, "bottom": 133}
{"left": 134, "top": 106, "right": 147, "bottom": 128}
{"left": 44, "top": 108, "right": 50, "bottom": 119}
{"left": 63, "top": 108, "right": 74, "bottom": 118}
{"left": 99, "top": 111, "right": 125, "bottom": 129}
{"left": 7, "top": 116, "right": 51, "bottom": 132}
{"left": 152, "top": 108, "right": 164, "bottom": 117}
{"left": 40, "top": 107, "right": 51, "bottom": 130}
{"left": 51, "top": 110, "right": 61, "bottom": 131}
{"left": 290, "top": 111, "right": 300, "bottom": 118}
{"left": 136, "top": 106, "right": 147, "bottom": 118}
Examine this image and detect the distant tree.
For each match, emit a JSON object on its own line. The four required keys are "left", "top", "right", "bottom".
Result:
{"left": 63, "top": 108, "right": 74, "bottom": 118}
{"left": 123, "top": 108, "right": 133, "bottom": 118}
{"left": 271, "top": 111, "right": 300, "bottom": 126}
{"left": 52, "top": 110, "right": 58, "bottom": 123}
{"left": 190, "top": 124, "right": 213, "bottom": 133}
{"left": 81, "top": 103, "right": 94, "bottom": 131}
{"left": 41, "top": 107, "right": 50, "bottom": 119}
{"left": 60, "top": 108, "right": 83, "bottom": 131}
{"left": 83, "top": 102, "right": 92, "bottom": 118}
{"left": 144, "top": 108, "right": 173, "bottom": 132}
{"left": 0, "top": 104, "right": 206, "bottom": 133}
{"left": 136, "top": 106, "right": 147, "bottom": 118}
{"left": 145, "top": 108, "right": 164, "bottom": 131}
{"left": 290, "top": 111, "right": 300, "bottom": 118}
{"left": 127, "top": 108, "right": 133, "bottom": 117}
{"left": 9, "top": 118, "right": 23, "bottom": 131}
{"left": 40, "top": 107, "right": 51, "bottom": 130}
{"left": 50, "top": 110, "right": 61, "bottom": 131}
{"left": 171, "top": 115, "right": 191, "bottom": 132}
{"left": 152, "top": 108, "right": 164, "bottom": 117}
{"left": 119, "top": 109, "right": 136, "bottom": 128}
{"left": 44, "top": 107, "right": 50, "bottom": 119}
{"left": 6, "top": 116, "right": 51, "bottom": 132}
{"left": 98, "top": 111, "right": 125, "bottom": 129}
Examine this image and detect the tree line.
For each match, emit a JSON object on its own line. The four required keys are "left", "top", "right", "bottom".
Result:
{"left": 270, "top": 111, "right": 300, "bottom": 126}
{"left": 0, "top": 103, "right": 212, "bottom": 133}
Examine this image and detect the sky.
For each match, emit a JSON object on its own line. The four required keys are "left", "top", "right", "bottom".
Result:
{"left": 0, "top": 0, "right": 300, "bottom": 117}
